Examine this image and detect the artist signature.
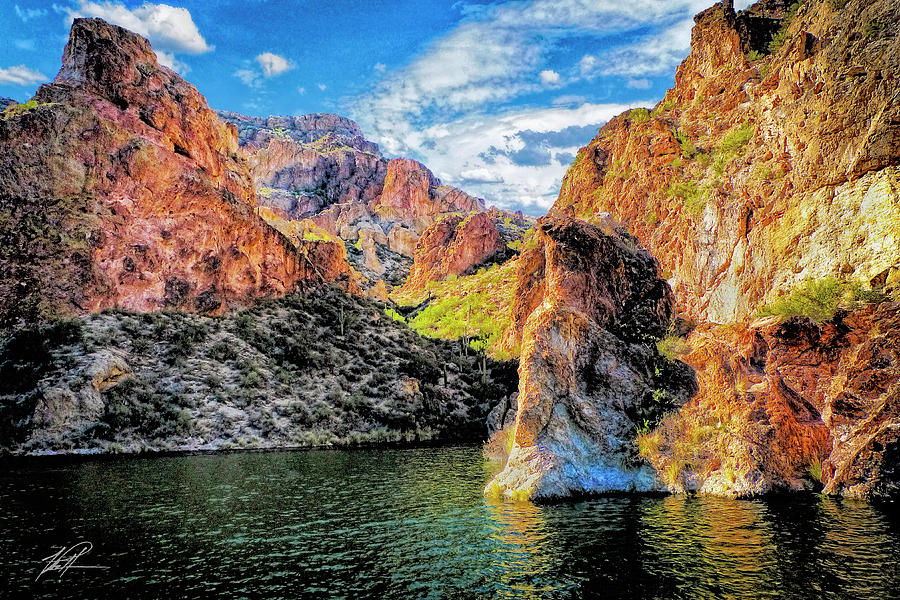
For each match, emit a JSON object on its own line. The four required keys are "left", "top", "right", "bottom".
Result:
{"left": 36, "top": 542, "right": 109, "bottom": 581}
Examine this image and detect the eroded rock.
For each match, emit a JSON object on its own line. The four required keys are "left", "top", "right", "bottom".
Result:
{"left": 485, "top": 216, "right": 696, "bottom": 500}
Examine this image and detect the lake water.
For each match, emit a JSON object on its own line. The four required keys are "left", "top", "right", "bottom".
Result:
{"left": 3, "top": 446, "right": 900, "bottom": 599}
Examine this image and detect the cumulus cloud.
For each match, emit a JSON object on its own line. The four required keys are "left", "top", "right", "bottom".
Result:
{"left": 66, "top": 2, "right": 212, "bottom": 54}
{"left": 539, "top": 69, "right": 561, "bottom": 86}
{"left": 256, "top": 52, "right": 294, "bottom": 77}
{"left": 0, "top": 64, "right": 48, "bottom": 86}
{"left": 234, "top": 68, "right": 260, "bottom": 88}
{"left": 352, "top": 0, "right": 716, "bottom": 212}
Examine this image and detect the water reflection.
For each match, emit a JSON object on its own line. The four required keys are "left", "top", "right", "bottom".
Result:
{"left": 2, "top": 447, "right": 899, "bottom": 600}
{"left": 485, "top": 498, "right": 561, "bottom": 599}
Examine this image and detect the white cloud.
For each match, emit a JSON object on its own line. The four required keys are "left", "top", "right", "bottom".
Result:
{"left": 373, "top": 101, "right": 643, "bottom": 213}
{"left": 317, "top": 83, "right": 327, "bottom": 91}
{"left": 539, "top": 69, "right": 561, "bottom": 86}
{"left": 298, "top": 86, "right": 306, "bottom": 95}
{"left": 13, "top": 39, "right": 36, "bottom": 51}
{"left": 255, "top": 52, "right": 294, "bottom": 77}
{"left": 0, "top": 64, "right": 47, "bottom": 86}
{"left": 154, "top": 50, "right": 189, "bottom": 75}
{"left": 579, "top": 54, "right": 598, "bottom": 76}
{"left": 234, "top": 68, "right": 260, "bottom": 88}
{"left": 352, "top": 0, "right": 715, "bottom": 212}
{"left": 15, "top": 5, "right": 48, "bottom": 21}
{"left": 599, "top": 17, "right": 696, "bottom": 76}
{"left": 66, "top": 2, "right": 213, "bottom": 54}
{"left": 627, "top": 77, "right": 651, "bottom": 89}
{"left": 374, "top": 63, "right": 387, "bottom": 73}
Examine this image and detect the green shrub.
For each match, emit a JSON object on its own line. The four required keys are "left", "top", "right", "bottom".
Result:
{"left": 629, "top": 108, "right": 650, "bottom": 125}
{"left": 652, "top": 99, "right": 676, "bottom": 117}
{"left": 756, "top": 277, "right": 884, "bottom": 322}
{"left": 720, "top": 123, "right": 755, "bottom": 154}
{"left": 746, "top": 50, "right": 765, "bottom": 62}
{"left": 865, "top": 19, "right": 885, "bottom": 38}
{"left": 768, "top": 2, "right": 802, "bottom": 54}
{"left": 674, "top": 130, "right": 698, "bottom": 159}
{"left": 666, "top": 179, "right": 707, "bottom": 215}
{"left": 657, "top": 335, "right": 690, "bottom": 362}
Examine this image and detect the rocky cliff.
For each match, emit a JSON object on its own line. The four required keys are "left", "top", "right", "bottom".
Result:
{"left": 551, "top": 0, "right": 900, "bottom": 499}
{"left": 555, "top": 0, "right": 900, "bottom": 324}
{"left": 485, "top": 216, "right": 696, "bottom": 499}
{"left": 0, "top": 19, "right": 352, "bottom": 328}
{"left": 640, "top": 303, "right": 900, "bottom": 498}
{"left": 400, "top": 209, "right": 531, "bottom": 292}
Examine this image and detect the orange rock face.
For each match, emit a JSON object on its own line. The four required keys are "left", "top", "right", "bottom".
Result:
{"left": 403, "top": 213, "right": 506, "bottom": 291}
{"left": 486, "top": 216, "right": 696, "bottom": 500}
{"left": 642, "top": 304, "right": 900, "bottom": 498}
{"left": 543, "top": 0, "right": 900, "bottom": 499}
{"left": 554, "top": 0, "right": 900, "bottom": 325}
{"left": 0, "top": 18, "right": 350, "bottom": 327}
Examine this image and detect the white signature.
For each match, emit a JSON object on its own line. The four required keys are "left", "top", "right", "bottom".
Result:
{"left": 36, "top": 542, "right": 109, "bottom": 581}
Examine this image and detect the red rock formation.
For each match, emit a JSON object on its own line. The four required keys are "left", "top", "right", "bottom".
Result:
{"left": 486, "top": 216, "right": 695, "bottom": 500}
{"left": 554, "top": 0, "right": 900, "bottom": 325}
{"left": 543, "top": 0, "right": 900, "bottom": 499}
{"left": 0, "top": 18, "right": 350, "bottom": 327}
{"left": 403, "top": 213, "right": 507, "bottom": 290}
{"left": 642, "top": 304, "right": 900, "bottom": 498}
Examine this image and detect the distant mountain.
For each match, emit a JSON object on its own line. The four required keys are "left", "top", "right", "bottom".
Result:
{"left": 216, "top": 109, "right": 531, "bottom": 294}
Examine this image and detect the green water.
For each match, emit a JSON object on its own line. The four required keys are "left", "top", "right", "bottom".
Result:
{"left": 2, "top": 446, "right": 899, "bottom": 599}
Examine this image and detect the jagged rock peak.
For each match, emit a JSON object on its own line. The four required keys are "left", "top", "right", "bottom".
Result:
{"left": 54, "top": 18, "right": 161, "bottom": 98}
{"left": 217, "top": 110, "right": 380, "bottom": 154}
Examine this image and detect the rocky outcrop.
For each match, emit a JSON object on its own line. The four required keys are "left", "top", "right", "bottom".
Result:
{"left": 0, "top": 18, "right": 351, "bottom": 328}
{"left": 554, "top": 0, "right": 900, "bottom": 325}
{"left": 545, "top": 0, "right": 900, "bottom": 499}
{"left": 216, "top": 113, "right": 491, "bottom": 291}
{"left": 641, "top": 303, "right": 900, "bottom": 499}
{"left": 485, "top": 216, "right": 696, "bottom": 500}
{"left": 0, "top": 98, "right": 15, "bottom": 112}
{"left": 402, "top": 212, "right": 507, "bottom": 291}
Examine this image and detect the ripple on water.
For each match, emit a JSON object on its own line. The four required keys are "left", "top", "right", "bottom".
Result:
{"left": 2, "top": 447, "right": 900, "bottom": 599}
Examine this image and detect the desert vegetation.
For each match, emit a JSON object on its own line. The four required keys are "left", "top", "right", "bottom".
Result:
{"left": 0, "top": 286, "right": 517, "bottom": 455}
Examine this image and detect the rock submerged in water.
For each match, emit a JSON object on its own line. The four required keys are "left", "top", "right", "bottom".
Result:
{"left": 485, "top": 216, "right": 696, "bottom": 500}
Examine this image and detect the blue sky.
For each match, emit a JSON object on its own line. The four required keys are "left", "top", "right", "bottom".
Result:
{"left": 0, "top": 0, "right": 753, "bottom": 214}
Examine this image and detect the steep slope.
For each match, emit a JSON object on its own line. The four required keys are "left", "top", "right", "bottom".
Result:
{"left": 0, "top": 286, "right": 517, "bottom": 455}
{"left": 555, "top": 0, "right": 900, "bottom": 324}
{"left": 0, "top": 19, "right": 351, "bottom": 329}
{"left": 552, "top": 0, "right": 900, "bottom": 499}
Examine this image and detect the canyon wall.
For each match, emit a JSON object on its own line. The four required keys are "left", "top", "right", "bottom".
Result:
{"left": 547, "top": 0, "right": 900, "bottom": 498}
{"left": 0, "top": 18, "right": 351, "bottom": 328}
